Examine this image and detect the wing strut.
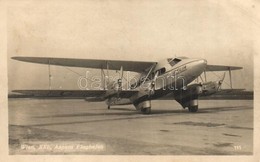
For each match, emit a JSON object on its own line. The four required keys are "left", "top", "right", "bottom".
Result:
{"left": 106, "top": 61, "right": 109, "bottom": 80}
{"left": 100, "top": 61, "right": 112, "bottom": 90}
{"left": 199, "top": 75, "right": 204, "bottom": 83}
{"left": 141, "top": 64, "right": 157, "bottom": 85}
{"left": 229, "top": 67, "right": 232, "bottom": 89}
{"left": 204, "top": 71, "right": 207, "bottom": 82}
{"left": 48, "top": 59, "right": 52, "bottom": 90}
{"left": 101, "top": 68, "right": 106, "bottom": 90}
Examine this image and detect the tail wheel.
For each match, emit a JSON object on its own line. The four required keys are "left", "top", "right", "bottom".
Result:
{"left": 188, "top": 105, "right": 198, "bottom": 112}
{"left": 141, "top": 107, "right": 151, "bottom": 114}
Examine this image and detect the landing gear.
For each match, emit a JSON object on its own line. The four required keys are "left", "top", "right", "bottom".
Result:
{"left": 177, "top": 98, "right": 199, "bottom": 113}
{"left": 188, "top": 105, "right": 198, "bottom": 112}
{"left": 141, "top": 107, "right": 151, "bottom": 114}
{"left": 107, "top": 106, "right": 110, "bottom": 109}
{"left": 187, "top": 99, "right": 198, "bottom": 112}
{"left": 134, "top": 100, "right": 152, "bottom": 114}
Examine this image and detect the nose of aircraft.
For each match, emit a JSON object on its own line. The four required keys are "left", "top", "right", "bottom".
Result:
{"left": 197, "top": 59, "right": 207, "bottom": 67}
{"left": 199, "top": 59, "right": 207, "bottom": 67}
{"left": 201, "top": 59, "right": 207, "bottom": 64}
{"left": 193, "top": 59, "right": 207, "bottom": 71}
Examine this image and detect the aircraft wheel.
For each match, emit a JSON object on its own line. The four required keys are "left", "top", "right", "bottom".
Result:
{"left": 141, "top": 107, "right": 151, "bottom": 114}
{"left": 188, "top": 105, "right": 198, "bottom": 112}
{"left": 108, "top": 106, "right": 110, "bottom": 109}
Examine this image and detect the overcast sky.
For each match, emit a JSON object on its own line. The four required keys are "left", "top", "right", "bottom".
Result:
{"left": 8, "top": 0, "right": 258, "bottom": 92}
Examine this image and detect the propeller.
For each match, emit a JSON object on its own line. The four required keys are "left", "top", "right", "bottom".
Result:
{"left": 148, "top": 71, "right": 159, "bottom": 97}
{"left": 217, "top": 72, "right": 226, "bottom": 90}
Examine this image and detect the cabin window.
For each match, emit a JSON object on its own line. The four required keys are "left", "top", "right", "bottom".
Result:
{"left": 148, "top": 67, "right": 166, "bottom": 80}
{"left": 168, "top": 58, "right": 181, "bottom": 67}
{"left": 155, "top": 67, "right": 166, "bottom": 76}
{"left": 158, "top": 68, "right": 166, "bottom": 75}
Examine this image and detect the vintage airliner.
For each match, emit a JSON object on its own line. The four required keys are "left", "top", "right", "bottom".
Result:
{"left": 12, "top": 56, "right": 242, "bottom": 114}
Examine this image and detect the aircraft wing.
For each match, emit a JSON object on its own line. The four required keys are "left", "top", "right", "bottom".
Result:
{"left": 205, "top": 65, "right": 242, "bottom": 71}
{"left": 12, "top": 56, "right": 157, "bottom": 72}
{"left": 12, "top": 89, "right": 138, "bottom": 99}
{"left": 199, "top": 89, "right": 253, "bottom": 100}
{"left": 157, "top": 89, "right": 253, "bottom": 100}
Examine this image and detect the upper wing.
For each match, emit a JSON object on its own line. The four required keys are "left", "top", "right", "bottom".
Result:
{"left": 205, "top": 65, "right": 242, "bottom": 71}
{"left": 12, "top": 56, "right": 156, "bottom": 72}
{"left": 12, "top": 89, "right": 138, "bottom": 99}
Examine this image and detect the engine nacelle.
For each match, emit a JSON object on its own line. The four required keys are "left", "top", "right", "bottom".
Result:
{"left": 174, "top": 84, "right": 201, "bottom": 109}
{"left": 200, "top": 81, "right": 221, "bottom": 96}
{"left": 175, "top": 79, "right": 222, "bottom": 112}
{"left": 179, "top": 80, "right": 221, "bottom": 98}
{"left": 174, "top": 84, "right": 202, "bottom": 100}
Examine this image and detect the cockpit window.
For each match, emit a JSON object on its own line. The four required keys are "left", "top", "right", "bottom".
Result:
{"left": 177, "top": 56, "right": 188, "bottom": 59}
{"left": 167, "top": 58, "right": 181, "bottom": 66}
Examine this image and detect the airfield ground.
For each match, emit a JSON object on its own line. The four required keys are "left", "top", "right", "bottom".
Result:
{"left": 8, "top": 99, "right": 253, "bottom": 155}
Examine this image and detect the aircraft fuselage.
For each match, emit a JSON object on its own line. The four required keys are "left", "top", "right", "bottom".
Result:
{"left": 107, "top": 57, "right": 207, "bottom": 110}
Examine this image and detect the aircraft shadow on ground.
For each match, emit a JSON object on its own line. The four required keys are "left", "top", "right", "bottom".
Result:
{"left": 34, "top": 105, "right": 250, "bottom": 119}
{"left": 16, "top": 106, "right": 252, "bottom": 127}
{"left": 35, "top": 108, "right": 138, "bottom": 118}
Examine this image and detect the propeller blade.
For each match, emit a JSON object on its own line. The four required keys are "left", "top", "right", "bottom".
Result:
{"left": 218, "top": 72, "right": 226, "bottom": 90}
{"left": 151, "top": 71, "right": 159, "bottom": 88}
{"left": 149, "top": 71, "right": 159, "bottom": 97}
{"left": 219, "top": 72, "right": 226, "bottom": 84}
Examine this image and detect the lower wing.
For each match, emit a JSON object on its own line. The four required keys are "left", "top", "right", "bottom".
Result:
{"left": 11, "top": 89, "right": 138, "bottom": 100}
{"left": 157, "top": 89, "right": 253, "bottom": 100}
{"left": 199, "top": 89, "right": 253, "bottom": 100}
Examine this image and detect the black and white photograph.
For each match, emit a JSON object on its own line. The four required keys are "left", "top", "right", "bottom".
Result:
{"left": 1, "top": 0, "right": 259, "bottom": 160}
